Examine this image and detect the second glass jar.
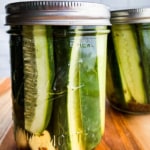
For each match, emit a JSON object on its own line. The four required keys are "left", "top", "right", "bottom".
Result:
{"left": 107, "top": 8, "right": 150, "bottom": 114}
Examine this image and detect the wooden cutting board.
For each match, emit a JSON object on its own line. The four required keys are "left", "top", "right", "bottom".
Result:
{"left": 0, "top": 78, "right": 150, "bottom": 150}
{"left": 0, "top": 78, "right": 12, "bottom": 145}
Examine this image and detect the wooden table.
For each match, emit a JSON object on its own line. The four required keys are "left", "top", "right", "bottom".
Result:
{"left": 0, "top": 78, "right": 150, "bottom": 150}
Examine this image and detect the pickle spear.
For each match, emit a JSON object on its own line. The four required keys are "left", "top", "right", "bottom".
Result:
{"left": 23, "top": 25, "right": 54, "bottom": 134}
{"left": 112, "top": 24, "right": 146, "bottom": 104}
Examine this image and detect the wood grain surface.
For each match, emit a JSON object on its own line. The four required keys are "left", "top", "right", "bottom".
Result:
{"left": 0, "top": 78, "right": 12, "bottom": 146}
{"left": 0, "top": 78, "right": 150, "bottom": 150}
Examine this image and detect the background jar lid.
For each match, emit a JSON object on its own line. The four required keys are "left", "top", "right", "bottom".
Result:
{"left": 111, "top": 8, "right": 150, "bottom": 24}
{"left": 6, "top": 1, "right": 111, "bottom": 25}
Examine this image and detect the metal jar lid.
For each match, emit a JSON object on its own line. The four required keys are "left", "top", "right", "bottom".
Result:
{"left": 6, "top": 1, "right": 110, "bottom": 25}
{"left": 111, "top": 8, "right": 150, "bottom": 24}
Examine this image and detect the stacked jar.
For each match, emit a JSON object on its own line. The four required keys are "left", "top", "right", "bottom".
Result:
{"left": 107, "top": 8, "right": 150, "bottom": 114}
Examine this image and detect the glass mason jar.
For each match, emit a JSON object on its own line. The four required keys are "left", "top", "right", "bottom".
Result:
{"left": 107, "top": 8, "right": 150, "bottom": 114}
{"left": 6, "top": 1, "right": 110, "bottom": 150}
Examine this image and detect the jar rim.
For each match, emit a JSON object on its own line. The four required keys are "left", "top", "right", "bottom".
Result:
{"left": 5, "top": 1, "right": 111, "bottom": 25}
{"left": 111, "top": 8, "right": 150, "bottom": 24}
